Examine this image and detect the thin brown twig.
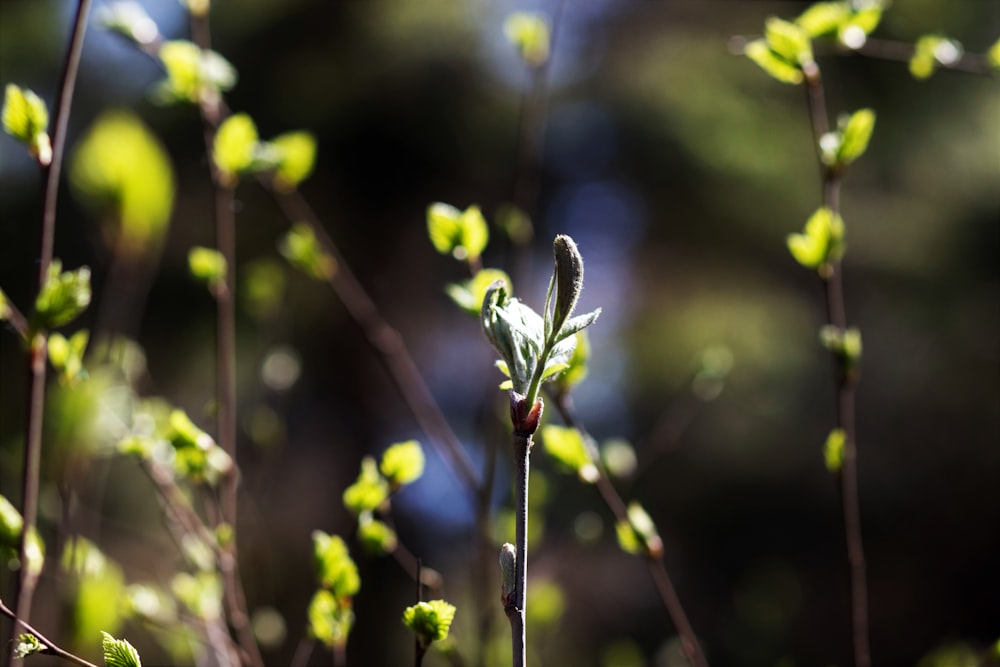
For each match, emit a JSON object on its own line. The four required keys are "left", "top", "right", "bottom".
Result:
{"left": 0, "top": 300, "right": 29, "bottom": 341}
{"left": 7, "top": 2, "right": 93, "bottom": 662}
{"left": 550, "top": 392, "right": 709, "bottom": 667}
{"left": 802, "top": 66, "right": 871, "bottom": 667}
{"left": 850, "top": 36, "right": 993, "bottom": 75}
{"left": 0, "top": 597, "right": 99, "bottom": 667}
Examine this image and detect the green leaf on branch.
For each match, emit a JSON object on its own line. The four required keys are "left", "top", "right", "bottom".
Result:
{"left": 615, "top": 502, "right": 663, "bottom": 558}
{"left": 156, "top": 40, "right": 236, "bottom": 105}
{"left": 764, "top": 16, "right": 813, "bottom": 66}
{"left": 836, "top": 108, "right": 876, "bottom": 165}
{"left": 101, "top": 632, "right": 142, "bottom": 667}
{"left": 446, "top": 268, "right": 512, "bottom": 315}
{"left": 343, "top": 457, "right": 390, "bottom": 515}
{"left": 70, "top": 111, "right": 175, "bottom": 258}
{"left": 910, "top": 35, "right": 963, "bottom": 80}
{"left": 786, "top": 206, "right": 845, "bottom": 273}
{"left": 824, "top": 428, "right": 846, "bottom": 473}
{"left": 279, "top": 223, "right": 336, "bottom": 280}
{"left": 188, "top": 247, "right": 226, "bottom": 291}
{"left": 98, "top": 1, "right": 160, "bottom": 46}
{"left": 796, "top": 2, "right": 850, "bottom": 38}
{"left": 550, "top": 330, "right": 591, "bottom": 394}
{"left": 744, "top": 39, "right": 804, "bottom": 85}
{"left": 503, "top": 11, "right": 550, "bottom": 68}
{"left": 379, "top": 440, "right": 425, "bottom": 488}
{"left": 167, "top": 410, "right": 233, "bottom": 484}
{"left": 34, "top": 261, "right": 91, "bottom": 331}
{"left": 48, "top": 329, "right": 89, "bottom": 384}
{"left": 312, "top": 531, "right": 360, "bottom": 598}
{"left": 308, "top": 589, "right": 354, "bottom": 648}
{"left": 427, "top": 202, "right": 489, "bottom": 263}
{"left": 2, "top": 83, "right": 51, "bottom": 165}
{"left": 403, "top": 600, "right": 457, "bottom": 649}
{"left": 541, "top": 425, "right": 598, "bottom": 483}
{"left": 269, "top": 131, "right": 317, "bottom": 191}
{"left": 357, "top": 513, "right": 397, "bottom": 555}
{"left": 13, "top": 634, "right": 44, "bottom": 659}
{"left": 213, "top": 113, "right": 259, "bottom": 185}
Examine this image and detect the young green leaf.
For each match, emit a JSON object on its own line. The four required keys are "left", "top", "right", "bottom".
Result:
{"left": 343, "top": 457, "right": 390, "bottom": 515}
{"left": 403, "top": 600, "right": 457, "bottom": 649}
{"left": 308, "top": 589, "right": 354, "bottom": 648}
{"left": 837, "top": 108, "right": 876, "bottom": 165}
{"left": 188, "top": 247, "right": 226, "bottom": 290}
{"left": 70, "top": 111, "right": 175, "bottom": 258}
{"left": 445, "top": 268, "right": 513, "bottom": 315}
{"left": 796, "top": 1, "right": 850, "bottom": 38}
{"left": 156, "top": 40, "right": 236, "bottom": 105}
{"left": 101, "top": 632, "right": 142, "bottom": 667}
{"left": 909, "top": 35, "right": 962, "bottom": 80}
{"left": 270, "top": 131, "right": 317, "bottom": 191}
{"left": 379, "top": 440, "right": 425, "bottom": 488}
{"left": 356, "top": 513, "right": 398, "bottom": 555}
{"left": 764, "top": 17, "right": 813, "bottom": 66}
{"left": 48, "top": 329, "right": 89, "bottom": 384}
{"left": 99, "top": 1, "right": 159, "bottom": 46}
{"left": 744, "top": 39, "right": 804, "bottom": 85}
{"left": 503, "top": 11, "right": 551, "bottom": 67}
{"left": 34, "top": 261, "right": 91, "bottom": 331}
{"left": 13, "top": 634, "right": 44, "bottom": 659}
{"left": 427, "top": 202, "right": 489, "bottom": 263}
{"left": 786, "top": 206, "right": 845, "bottom": 272}
{"left": 551, "top": 330, "right": 591, "bottom": 394}
{"left": 312, "top": 531, "right": 361, "bottom": 598}
{"left": 616, "top": 502, "right": 663, "bottom": 558}
{"left": 540, "top": 425, "right": 598, "bottom": 483}
{"left": 824, "top": 428, "right": 846, "bottom": 473}
{"left": 279, "top": 222, "right": 336, "bottom": 280}
{"left": 839, "top": 6, "right": 882, "bottom": 48}
{"left": 2, "top": 83, "right": 51, "bottom": 165}
{"left": 213, "top": 113, "right": 259, "bottom": 185}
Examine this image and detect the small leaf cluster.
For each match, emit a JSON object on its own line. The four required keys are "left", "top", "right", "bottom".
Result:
{"left": 481, "top": 235, "right": 600, "bottom": 408}
{"left": 70, "top": 111, "right": 175, "bottom": 258}
{"left": 427, "top": 202, "right": 489, "bottom": 265}
{"left": 279, "top": 223, "right": 336, "bottom": 280}
{"left": 343, "top": 441, "right": 425, "bottom": 555}
{"left": 188, "top": 247, "right": 227, "bottom": 292}
{"left": 909, "top": 35, "right": 964, "bottom": 80}
{"left": 2, "top": 83, "right": 51, "bottom": 165}
{"left": 102, "top": 631, "right": 142, "bottom": 667}
{"left": 786, "top": 206, "right": 846, "bottom": 276}
{"left": 795, "top": 1, "right": 884, "bottom": 49}
{"left": 13, "top": 634, "right": 44, "bottom": 659}
{"left": 540, "top": 425, "right": 598, "bottom": 483}
{"left": 820, "top": 324, "right": 863, "bottom": 381}
{"left": 402, "top": 599, "right": 457, "bottom": 650}
{"left": 155, "top": 40, "right": 236, "bottom": 106}
{"left": 0, "top": 494, "right": 45, "bottom": 579}
{"left": 819, "top": 108, "right": 876, "bottom": 170}
{"left": 308, "top": 531, "right": 360, "bottom": 649}
{"left": 33, "top": 261, "right": 92, "bottom": 332}
{"left": 48, "top": 329, "right": 89, "bottom": 384}
{"left": 212, "top": 113, "right": 317, "bottom": 188}
{"left": 615, "top": 501, "right": 664, "bottom": 558}
{"left": 503, "top": 11, "right": 551, "bottom": 68}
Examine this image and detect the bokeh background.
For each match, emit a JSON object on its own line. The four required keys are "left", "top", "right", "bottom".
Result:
{"left": 1, "top": 1, "right": 998, "bottom": 666}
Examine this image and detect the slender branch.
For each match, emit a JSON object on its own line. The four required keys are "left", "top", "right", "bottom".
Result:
{"left": 803, "top": 67, "right": 871, "bottom": 667}
{"left": 506, "top": 431, "right": 531, "bottom": 667}
{"left": 549, "top": 392, "right": 709, "bottom": 667}
{"left": 7, "top": 2, "right": 92, "bottom": 661}
{"left": 1, "top": 300, "right": 29, "bottom": 341}
{"left": 851, "top": 37, "right": 994, "bottom": 75}
{"left": 268, "top": 188, "right": 481, "bottom": 499}
{"left": 187, "top": 10, "right": 262, "bottom": 667}
{"left": 0, "top": 598, "right": 99, "bottom": 667}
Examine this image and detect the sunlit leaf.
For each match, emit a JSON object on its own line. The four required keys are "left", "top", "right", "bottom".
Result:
{"left": 824, "top": 428, "right": 846, "bottom": 473}
{"left": 312, "top": 531, "right": 360, "bottom": 598}
{"left": 838, "top": 108, "right": 876, "bottom": 165}
{"left": 445, "top": 268, "right": 512, "bottom": 315}
{"left": 308, "top": 589, "right": 354, "bottom": 648}
{"left": 427, "top": 202, "right": 489, "bottom": 263}
{"left": 796, "top": 1, "right": 850, "bottom": 37}
{"left": 102, "top": 632, "right": 142, "bottom": 667}
{"left": 269, "top": 131, "right": 317, "bottom": 191}
{"left": 343, "top": 457, "right": 390, "bottom": 515}
{"left": 764, "top": 17, "right": 813, "bottom": 66}
{"left": 541, "top": 425, "right": 597, "bottom": 483}
{"left": 188, "top": 247, "right": 226, "bottom": 290}
{"left": 403, "top": 600, "right": 457, "bottom": 648}
{"left": 744, "top": 39, "right": 804, "bottom": 85}
{"left": 156, "top": 40, "right": 236, "bottom": 105}
{"left": 379, "top": 440, "right": 425, "bottom": 488}
{"left": 279, "top": 223, "right": 336, "bottom": 280}
{"left": 34, "top": 261, "right": 91, "bottom": 331}
{"left": 71, "top": 111, "right": 174, "bottom": 257}
{"left": 787, "top": 206, "right": 845, "bottom": 271}
{"left": 213, "top": 113, "right": 258, "bottom": 184}
{"left": 2, "top": 83, "right": 51, "bottom": 165}
{"left": 503, "top": 12, "right": 550, "bottom": 67}
{"left": 356, "top": 514, "right": 397, "bottom": 555}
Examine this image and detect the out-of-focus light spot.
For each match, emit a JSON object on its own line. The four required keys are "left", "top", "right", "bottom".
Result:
{"left": 840, "top": 25, "right": 867, "bottom": 50}
{"left": 574, "top": 510, "right": 603, "bottom": 544}
{"left": 251, "top": 607, "right": 287, "bottom": 648}
{"left": 601, "top": 438, "right": 637, "bottom": 479}
{"left": 261, "top": 346, "right": 301, "bottom": 391}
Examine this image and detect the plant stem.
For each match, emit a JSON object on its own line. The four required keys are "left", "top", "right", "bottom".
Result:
{"left": 550, "top": 392, "right": 709, "bottom": 667}
{"left": 0, "top": 598, "right": 99, "bottom": 667}
{"left": 803, "top": 67, "right": 871, "bottom": 667}
{"left": 6, "top": 2, "right": 92, "bottom": 663}
{"left": 508, "top": 430, "right": 532, "bottom": 667}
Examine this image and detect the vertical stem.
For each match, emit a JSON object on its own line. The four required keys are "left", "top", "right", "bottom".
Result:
{"left": 7, "top": 1, "right": 92, "bottom": 662}
{"left": 804, "top": 68, "right": 871, "bottom": 667}
{"left": 508, "top": 431, "right": 531, "bottom": 667}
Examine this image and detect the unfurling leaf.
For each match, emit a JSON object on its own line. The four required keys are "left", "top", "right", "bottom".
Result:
{"left": 156, "top": 40, "right": 236, "bottom": 105}
{"left": 744, "top": 39, "right": 804, "bottom": 85}
{"left": 427, "top": 202, "right": 489, "bottom": 263}
{"left": 796, "top": 2, "right": 850, "bottom": 38}
{"left": 101, "top": 632, "right": 142, "bottom": 667}
{"left": 309, "top": 589, "right": 354, "bottom": 648}
{"left": 504, "top": 12, "right": 551, "bottom": 67}
{"left": 910, "top": 35, "right": 963, "bottom": 80}
{"left": 213, "top": 113, "right": 259, "bottom": 184}
{"left": 541, "top": 425, "right": 598, "bottom": 483}
{"left": 764, "top": 16, "right": 813, "bottom": 66}
{"left": 279, "top": 223, "right": 336, "bottom": 280}
{"left": 13, "top": 634, "right": 44, "bottom": 659}
{"left": 786, "top": 206, "right": 845, "bottom": 272}
{"left": 446, "top": 268, "right": 512, "bottom": 314}
{"left": 342, "top": 457, "right": 390, "bottom": 515}
{"left": 403, "top": 600, "right": 457, "bottom": 649}
{"left": 34, "top": 261, "right": 91, "bottom": 331}
{"left": 616, "top": 502, "right": 663, "bottom": 557}
{"left": 837, "top": 108, "right": 876, "bottom": 165}
{"left": 824, "top": 428, "right": 846, "bottom": 473}
{"left": 2, "top": 84, "right": 51, "bottom": 165}
{"left": 379, "top": 440, "right": 425, "bottom": 488}
{"left": 270, "top": 131, "right": 317, "bottom": 191}
{"left": 356, "top": 514, "right": 397, "bottom": 555}
{"left": 312, "top": 531, "right": 360, "bottom": 598}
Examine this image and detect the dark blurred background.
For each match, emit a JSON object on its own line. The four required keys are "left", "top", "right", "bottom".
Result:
{"left": 1, "top": 1, "right": 998, "bottom": 666}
